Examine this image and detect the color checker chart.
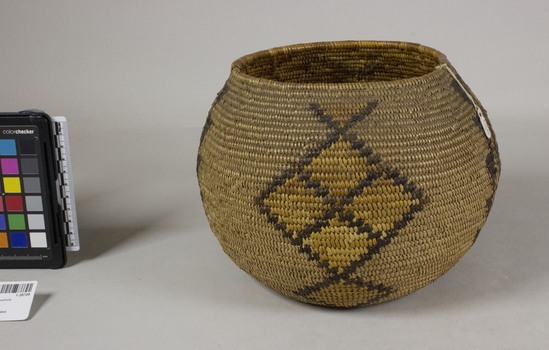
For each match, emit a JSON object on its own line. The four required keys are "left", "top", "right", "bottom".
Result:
{"left": 0, "top": 111, "right": 75, "bottom": 268}
{"left": 0, "top": 135, "right": 48, "bottom": 250}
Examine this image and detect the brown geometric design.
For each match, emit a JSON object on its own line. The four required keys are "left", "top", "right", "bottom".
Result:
{"left": 258, "top": 102, "right": 424, "bottom": 307}
{"left": 305, "top": 278, "right": 392, "bottom": 308}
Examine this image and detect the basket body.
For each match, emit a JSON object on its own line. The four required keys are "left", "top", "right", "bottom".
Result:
{"left": 197, "top": 41, "right": 500, "bottom": 308}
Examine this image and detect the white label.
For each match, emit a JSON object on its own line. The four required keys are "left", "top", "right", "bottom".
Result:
{"left": 0, "top": 281, "right": 37, "bottom": 321}
{"left": 476, "top": 106, "right": 492, "bottom": 139}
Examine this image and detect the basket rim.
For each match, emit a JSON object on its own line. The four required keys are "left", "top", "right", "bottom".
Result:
{"left": 231, "top": 40, "right": 451, "bottom": 90}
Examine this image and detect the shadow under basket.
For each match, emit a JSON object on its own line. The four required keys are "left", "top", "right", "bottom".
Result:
{"left": 197, "top": 41, "right": 500, "bottom": 308}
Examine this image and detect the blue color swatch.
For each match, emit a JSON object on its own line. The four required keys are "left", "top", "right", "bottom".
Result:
{"left": 10, "top": 232, "right": 28, "bottom": 248}
{"left": 0, "top": 140, "right": 16, "bottom": 155}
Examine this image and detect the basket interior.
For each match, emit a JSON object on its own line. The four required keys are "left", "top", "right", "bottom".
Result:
{"left": 236, "top": 43, "right": 441, "bottom": 84}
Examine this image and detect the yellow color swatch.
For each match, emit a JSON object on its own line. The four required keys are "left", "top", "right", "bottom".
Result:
{"left": 0, "top": 232, "right": 7, "bottom": 248}
{"left": 3, "top": 177, "right": 21, "bottom": 193}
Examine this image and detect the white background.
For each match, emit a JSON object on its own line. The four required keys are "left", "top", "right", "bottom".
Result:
{"left": 0, "top": 0, "right": 548, "bottom": 349}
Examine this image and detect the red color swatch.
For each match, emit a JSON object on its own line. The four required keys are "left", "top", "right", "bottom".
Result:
{"left": 5, "top": 196, "right": 23, "bottom": 211}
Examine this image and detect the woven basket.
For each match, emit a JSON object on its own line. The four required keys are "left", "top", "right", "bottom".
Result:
{"left": 197, "top": 41, "right": 500, "bottom": 308}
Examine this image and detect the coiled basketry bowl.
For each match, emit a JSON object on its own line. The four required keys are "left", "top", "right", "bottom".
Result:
{"left": 197, "top": 41, "right": 500, "bottom": 308}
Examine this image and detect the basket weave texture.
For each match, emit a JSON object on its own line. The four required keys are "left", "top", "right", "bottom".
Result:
{"left": 197, "top": 41, "right": 500, "bottom": 308}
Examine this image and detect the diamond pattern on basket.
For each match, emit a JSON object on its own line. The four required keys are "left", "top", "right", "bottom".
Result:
{"left": 259, "top": 102, "right": 424, "bottom": 306}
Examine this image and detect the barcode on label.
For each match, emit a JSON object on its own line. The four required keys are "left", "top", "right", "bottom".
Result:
{"left": 0, "top": 283, "right": 34, "bottom": 294}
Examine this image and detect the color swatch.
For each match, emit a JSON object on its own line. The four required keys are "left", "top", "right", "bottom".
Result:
{"left": 0, "top": 136, "right": 47, "bottom": 249}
